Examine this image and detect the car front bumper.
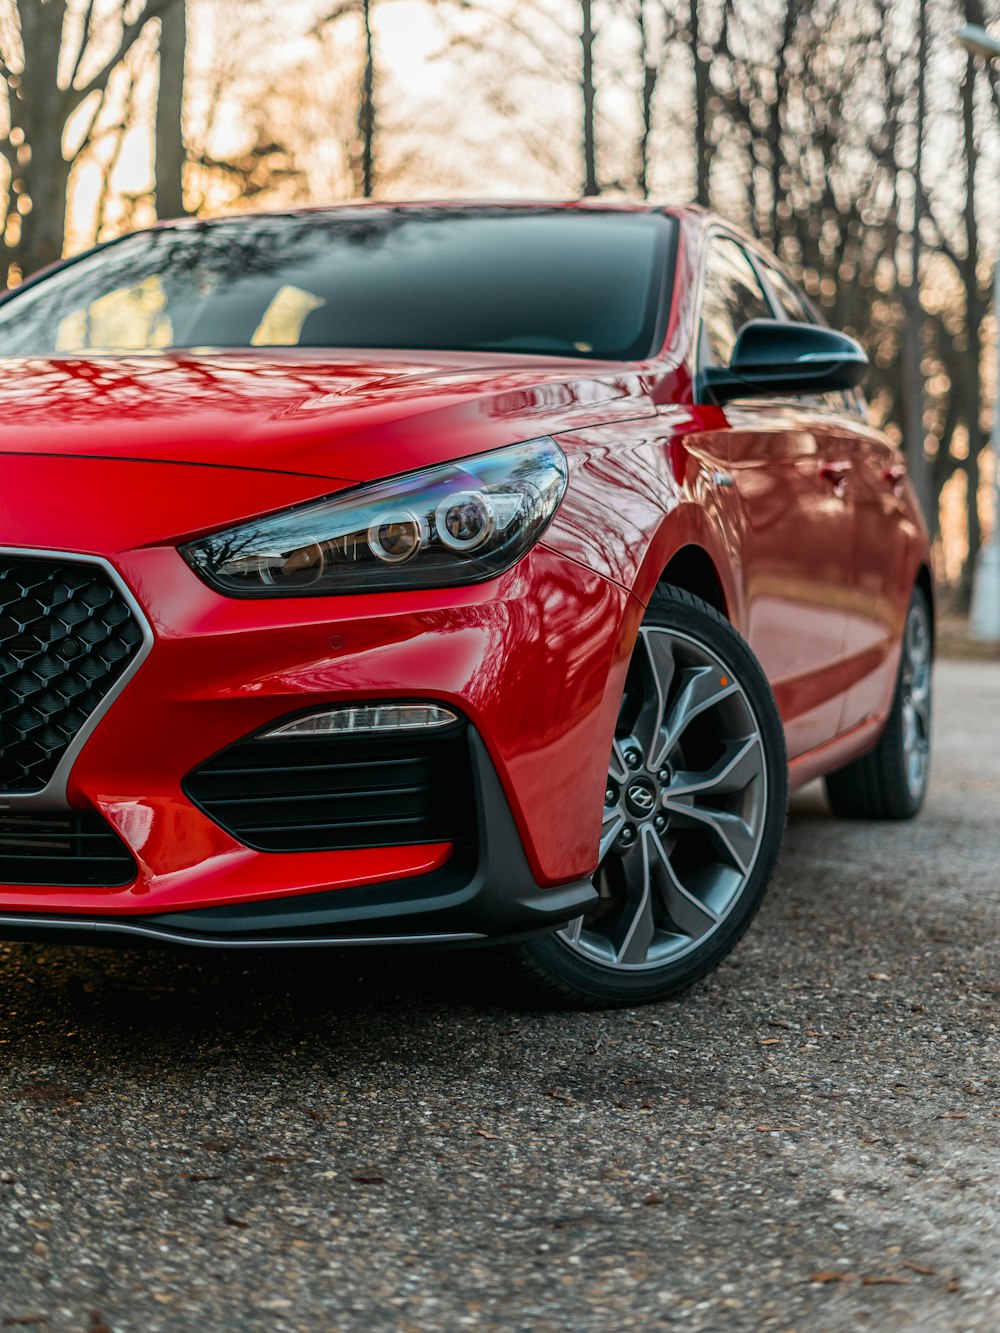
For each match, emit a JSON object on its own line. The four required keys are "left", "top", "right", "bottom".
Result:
{"left": 0, "top": 540, "right": 635, "bottom": 942}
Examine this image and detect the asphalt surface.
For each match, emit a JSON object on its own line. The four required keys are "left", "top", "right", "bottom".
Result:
{"left": 1, "top": 657, "right": 999, "bottom": 1332}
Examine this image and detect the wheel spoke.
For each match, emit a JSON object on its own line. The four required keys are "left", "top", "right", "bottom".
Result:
{"left": 667, "top": 735, "right": 763, "bottom": 799}
{"left": 661, "top": 800, "right": 757, "bottom": 875}
{"left": 647, "top": 830, "right": 719, "bottom": 940}
{"left": 560, "top": 913, "right": 584, "bottom": 946}
{"left": 599, "top": 809, "right": 626, "bottom": 860}
{"left": 608, "top": 738, "right": 630, "bottom": 786}
{"left": 652, "top": 667, "right": 739, "bottom": 771}
{"left": 631, "top": 630, "right": 676, "bottom": 764}
{"left": 613, "top": 835, "right": 655, "bottom": 965}
{"left": 910, "top": 677, "right": 931, "bottom": 732}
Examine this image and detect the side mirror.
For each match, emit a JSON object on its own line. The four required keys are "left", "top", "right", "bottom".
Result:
{"left": 700, "top": 319, "right": 868, "bottom": 405}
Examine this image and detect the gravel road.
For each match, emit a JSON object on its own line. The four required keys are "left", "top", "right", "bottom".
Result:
{"left": 2, "top": 657, "right": 999, "bottom": 1333}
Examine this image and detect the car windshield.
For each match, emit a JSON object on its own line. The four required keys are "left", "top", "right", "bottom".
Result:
{"left": 0, "top": 209, "right": 675, "bottom": 362}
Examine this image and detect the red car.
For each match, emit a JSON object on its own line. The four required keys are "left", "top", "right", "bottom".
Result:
{"left": 0, "top": 203, "right": 932, "bottom": 1006}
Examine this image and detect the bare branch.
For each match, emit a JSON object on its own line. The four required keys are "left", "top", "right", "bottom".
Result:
{"left": 67, "top": 0, "right": 177, "bottom": 113}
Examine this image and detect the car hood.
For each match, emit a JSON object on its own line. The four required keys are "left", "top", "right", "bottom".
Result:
{"left": 0, "top": 351, "right": 656, "bottom": 482}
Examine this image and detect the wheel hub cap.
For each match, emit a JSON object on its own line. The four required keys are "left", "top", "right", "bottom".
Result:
{"left": 624, "top": 778, "right": 657, "bottom": 819}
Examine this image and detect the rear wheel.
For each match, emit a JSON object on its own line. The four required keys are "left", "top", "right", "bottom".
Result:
{"left": 824, "top": 586, "right": 933, "bottom": 820}
{"left": 513, "top": 586, "right": 788, "bottom": 1009}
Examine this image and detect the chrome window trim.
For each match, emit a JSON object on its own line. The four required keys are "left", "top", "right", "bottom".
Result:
{"left": 0, "top": 546, "right": 154, "bottom": 811}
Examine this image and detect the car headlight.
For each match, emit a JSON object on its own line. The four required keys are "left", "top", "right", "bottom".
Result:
{"left": 180, "top": 438, "right": 568, "bottom": 597}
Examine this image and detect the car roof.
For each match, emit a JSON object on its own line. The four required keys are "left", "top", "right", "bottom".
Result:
{"left": 151, "top": 198, "right": 708, "bottom": 231}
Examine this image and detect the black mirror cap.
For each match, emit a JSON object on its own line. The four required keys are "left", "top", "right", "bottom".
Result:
{"left": 700, "top": 319, "right": 869, "bottom": 405}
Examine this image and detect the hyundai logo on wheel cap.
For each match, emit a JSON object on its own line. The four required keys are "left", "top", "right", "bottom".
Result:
{"left": 625, "top": 780, "right": 656, "bottom": 817}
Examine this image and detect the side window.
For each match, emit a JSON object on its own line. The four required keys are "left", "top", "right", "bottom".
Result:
{"left": 760, "top": 259, "right": 868, "bottom": 417}
{"left": 761, "top": 262, "right": 814, "bottom": 324}
{"left": 699, "top": 237, "right": 773, "bottom": 368}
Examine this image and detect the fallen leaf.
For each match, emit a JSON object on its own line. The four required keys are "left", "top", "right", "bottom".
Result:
{"left": 936, "top": 1112, "right": 967, "bottom": 1120}
{"left": 861, "top": 1275, "right": 910, "bottom": 1286}
{"left": 223, "top": 1214, "right": 249, "bottom": 1230}
{"left": 643, "top": 1192, "right": 663, "bottom": 1205}
{"left": 808, "top": 1272, "right": 856, "bottom": 1284}
{"left": 901, "top": 1260, "right": 936, "bottom": 1275}
{"left": 19, "top": 1082, "right": 85, "bottom": 1107}
{"left": 472, "top": 1128, "right": 499, "bottom": 1140}
{"left": 869, "top": 972, "right": 891, "bottom": 982}
{"left": 758, "top": 1038, "right": 781, "bottom": 1046}
{"left": 544, "top": 1089, "right": 574, "bottom": 1105}
{"left": 947, "top": 1277, "right": 960, "bottom": 1293}
{"left": 351, "top": 1172, "right": 386, "bottom": 1185}
{"left": 179, "top": 1173, "right": 221, "bottom": 1183}
{"left": 263, "top": 1155, "right": 297, "bottom": 1164}
{"left": 3, "top": 1317, "right": 47, "bottom": 1328}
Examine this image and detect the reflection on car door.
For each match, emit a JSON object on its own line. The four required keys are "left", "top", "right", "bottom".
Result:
{"left": 696, "top": 235, "right": 854, "bottom": 760}
{"left": 757, "top": 256, "right": 904, "bottom": 735}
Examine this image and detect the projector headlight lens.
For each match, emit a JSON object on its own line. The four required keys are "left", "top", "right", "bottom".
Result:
{"left": 367, "top": 512, "right": 427, "bottom": 565}
{"left": 181, "top": 438, "right": 568, "bottom": 597}
{"left": 435, "top": 491, "right": 495, "bottom": 552}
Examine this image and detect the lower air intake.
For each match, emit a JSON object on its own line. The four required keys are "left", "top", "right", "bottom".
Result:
{"left": 0, "top": 810, "right": 137, "bottom": 887}
{"left": 183, "top": 712, "right": 476, "bottom": 853}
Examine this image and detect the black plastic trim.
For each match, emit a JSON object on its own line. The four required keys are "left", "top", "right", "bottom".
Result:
{"left": 0, "top": 730, "right": 598, "bottom": 949}
{"left": 182, "top": 705, "right": 475, "bottom": 853}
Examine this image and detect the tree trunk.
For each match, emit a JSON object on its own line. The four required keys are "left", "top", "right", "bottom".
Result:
{"left": 901, "top": 0, "right": 931, "bottom": 524}
{"left": 359, "top": 0, "right": 375, "bottom": 198}
{"left": 635, "top": 0, "right": 655, "bottom": 198}
{"left": 580, "top": 0, "right": 598, "bottom": 196}
{"left": 7, "top": 120, "right": 71, "bottom": 282}
{"left": 154, "top": 0, "right": 187, "bottom": 220}
{"left": 690, "top": 0, "right": 709, "bottom": 206}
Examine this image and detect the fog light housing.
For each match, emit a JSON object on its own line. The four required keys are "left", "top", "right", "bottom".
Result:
{"left": 262, "top": 704, "right": 459, "bottom": 738}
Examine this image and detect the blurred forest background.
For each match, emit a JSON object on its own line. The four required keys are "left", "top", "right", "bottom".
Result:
{"left": 0, "top": 0, "right": 997, "bottom": 605}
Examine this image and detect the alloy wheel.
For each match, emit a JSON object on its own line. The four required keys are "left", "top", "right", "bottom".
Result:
{"left": 900, "top": 597, "right": 932, "bottom": 801}
{"left": 558, "top": 626, "right": 768, "bottom": 971}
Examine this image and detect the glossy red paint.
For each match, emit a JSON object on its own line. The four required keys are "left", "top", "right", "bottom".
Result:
{"left": 0, "top": 202, "right": 930, "bottom": 925}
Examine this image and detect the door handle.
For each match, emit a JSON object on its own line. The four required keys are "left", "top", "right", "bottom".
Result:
{"left": 819, "top": 460, "right": 852, "bottom": 495}
{"left": 880, "top": 463, "right": 906, "bottom": 493}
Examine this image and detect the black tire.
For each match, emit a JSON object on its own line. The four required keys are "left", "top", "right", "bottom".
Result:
{"left": 509, "top": 585, "right": 788, "bottom": 1009}
{"left": 824, "top": 585, "right": 933, "bottom": 821}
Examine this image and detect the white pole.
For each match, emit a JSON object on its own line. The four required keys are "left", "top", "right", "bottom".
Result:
{"left": 957, "top": 24, "right": 1000, "bottom": 639}
{"left": 969, "top": 259, "right": 1000, "bottom": 638}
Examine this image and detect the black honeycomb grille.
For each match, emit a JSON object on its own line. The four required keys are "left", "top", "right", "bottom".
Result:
{"left": 0, "top": 556, "right": 145, "bottom": 793}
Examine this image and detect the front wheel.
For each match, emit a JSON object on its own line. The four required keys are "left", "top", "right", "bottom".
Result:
{"left": 513, "top": 586, "right": 788, "bottom": 1009}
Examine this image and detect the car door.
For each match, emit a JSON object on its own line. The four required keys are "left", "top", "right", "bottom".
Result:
{"left": 695, "top": 234, "right": 854, "bottom": 760}
{"left": 757, "top": 257, "right": 904, "bottom": 733}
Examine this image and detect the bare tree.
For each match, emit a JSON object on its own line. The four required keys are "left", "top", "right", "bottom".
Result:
{"left": 154, "top": 0, "right": 186, "bottom": 219}
{"left": 314, "top": 0, "right": 379, "bottom": 196}
{"left": 0, "top": 0, "right": 177, "bottom": 282}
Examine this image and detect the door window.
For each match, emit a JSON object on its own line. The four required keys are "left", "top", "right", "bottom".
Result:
{"left": 760, "top": 262, "right": 814, "bottom": 324}
{"left": 760, "top": 259, "right": 866, "bottom": 416}
{"left": 698, "top": 237, "right": 772, "bottom": 368}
